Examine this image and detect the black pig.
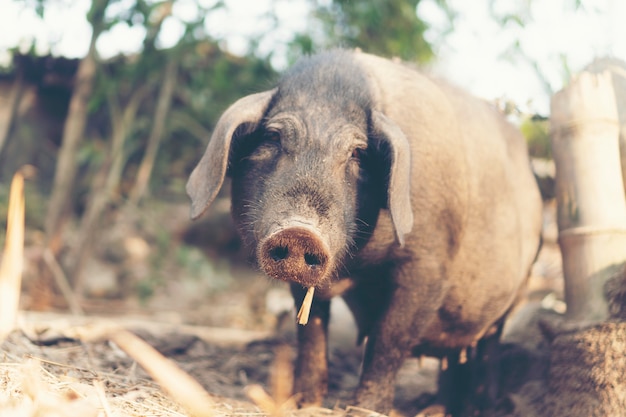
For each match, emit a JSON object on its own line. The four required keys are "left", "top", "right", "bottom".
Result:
{"left": 187, "top": 50, "right": 543, "bottom": 415}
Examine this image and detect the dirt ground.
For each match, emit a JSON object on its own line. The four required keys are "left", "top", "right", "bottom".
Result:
{"left": 0, "top": 201, "right": 564, "bottom": 417}
{"left": 1, "top": 280, "right": 561, "bottom": 415}
{"left": 1, "top": 281, "right": 443, "bottom": 416}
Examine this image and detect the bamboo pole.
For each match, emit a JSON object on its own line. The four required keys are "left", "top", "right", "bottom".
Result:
{"left": 584, "top": 57, "right": 626, "bottom": 196}
{"left": 550, "top": 71, "right": 626, "bottom": 321}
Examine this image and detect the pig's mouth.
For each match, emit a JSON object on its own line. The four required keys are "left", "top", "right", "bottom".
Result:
{"left": 258, "top": 225, "right": 332, "bottom": 287}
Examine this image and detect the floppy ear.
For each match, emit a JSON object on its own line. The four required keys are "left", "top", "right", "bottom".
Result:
{"left": 371, "top": 111, "right": 414, "bottom": 246}
{"left": 186, "top": 89, "right": 276, "bottom": 220}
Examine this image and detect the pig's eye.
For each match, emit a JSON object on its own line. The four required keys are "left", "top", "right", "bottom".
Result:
{"left": 351, "top": 147, "right": 366, "bottom": 163}
{"left": 264, "top": 129, "right": 281, "bottom": 142}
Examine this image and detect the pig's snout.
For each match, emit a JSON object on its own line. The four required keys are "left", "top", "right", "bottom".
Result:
{"left": 259, "top": 227, "right": 330, "bottom": 287}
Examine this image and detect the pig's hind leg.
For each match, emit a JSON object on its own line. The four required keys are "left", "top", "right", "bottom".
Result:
{"left": 437, "top": 348, "right": 471, "bottom": 416}
{"left": 437, "top": 320, "right": 505, "bottom": 417}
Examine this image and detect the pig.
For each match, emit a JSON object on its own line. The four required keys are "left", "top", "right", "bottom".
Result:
{"left": 186, "top": 49, "right": 543, "bottom": 415}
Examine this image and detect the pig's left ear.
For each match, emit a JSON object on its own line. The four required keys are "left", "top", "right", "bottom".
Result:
{"left": 186, "top": 89, "right": 276, "bottom": 220}
{"left": 371, "top": 110, "right": 414, "bottom": 246}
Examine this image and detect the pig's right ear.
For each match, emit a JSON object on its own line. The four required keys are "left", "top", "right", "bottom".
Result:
{"left": 186, "top": 89, "right": 276, "bottom": 220}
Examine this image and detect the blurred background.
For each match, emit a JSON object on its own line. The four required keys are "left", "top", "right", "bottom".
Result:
{"left": 0, "top": 0, "right": 623, "bottom": 327}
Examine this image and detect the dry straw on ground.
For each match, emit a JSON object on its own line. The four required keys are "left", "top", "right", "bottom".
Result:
{"left": 297, "top": 287, "right": 315, "bottom": 325}
{"left": 0, "top": 333, "right": 191, "bottom": 417}
{"left": 0, "top": 322, "right": 357, "bottom": 417}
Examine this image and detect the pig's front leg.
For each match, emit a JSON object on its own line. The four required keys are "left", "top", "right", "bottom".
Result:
{"left": 290, "top": 283, "right": 331, "bottom": 407}
{"left": 354, "top": 265, "right": 445, "bottom": 414}
{"left": 354, "top": 330, "right": 410, "bottom": 413}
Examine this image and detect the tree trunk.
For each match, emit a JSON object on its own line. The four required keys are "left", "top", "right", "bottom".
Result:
{"left": 0, "top": 72, "right": 26, "bottom": 160}
{"left": 44, "top": 0, "right": 110, "bottom": 254}
{"left": 69, "top": 86, "right": 147, "bottom": 293}
{"left": 129, "top": 59, "right": 178, "bottom": 204}
{"left": 550, "top": 70, "right": 626, "bottom": 321}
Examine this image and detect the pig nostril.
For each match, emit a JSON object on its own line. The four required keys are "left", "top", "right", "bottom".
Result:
{"left": 269, "top": 246, "right": 288, "bottom": 261}
{"left": 260, "top": 228, "right": 330, "bottom": 286}
{"left": 304, "top": 252, "right": 322, "bottom": 268}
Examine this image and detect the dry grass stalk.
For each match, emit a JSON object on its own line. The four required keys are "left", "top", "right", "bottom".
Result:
{"left": 0, "top": 170, "right": 25, "bottom": 341}
{"left": 414, "top": 404, "right": 446, "bottom": 417}
{"left": 440, "top": 357, "right": 448, "bottom": 372}
{"left": 0, "top": 354, "right": 191, "bottom": 417}
{"left": 271, "top": 345, "right": 293, "bottom": 407}
{"left": 93, "top": 379, "right": 114, "bottom": 417}
{"left": 108, "top": 329, "right": 217, "bottom": 417}
{"left": 343, "top": 406, "right": 387, "bottom": 417}
{"left": 245, "top": 384, "right": 279, "bottom": 414}
{"left": 246, "top": 344, "right": 295, "bottom": 417}
{"left": 297, "top": 287, "right": 315, "bottom": 325}
{"left": 0, "top": 358, "right": 100, "bottom": 417}
{"left": 42, "top": 248, "right": 84, "bottom": 316}
{"left": 458, "top": 348, "right": 467, "bottom": 365}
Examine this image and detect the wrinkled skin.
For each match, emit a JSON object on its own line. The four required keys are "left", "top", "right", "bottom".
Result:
{"left": 187, "top": 50, "right": 543, "bottom": 415}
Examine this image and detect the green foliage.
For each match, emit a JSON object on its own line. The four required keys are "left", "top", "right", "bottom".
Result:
{"left": 135, "top": 277, "right": 157, "bottom": 302}
{"left": 289, "top": 0, "right": 452, "bottom": 64}
{"left": 175, "top": 245, "right": 230, "bottom": 286}
{"left": 135, "top": 229, "right": 233, "bottom": 303}
{"left": 71, "top": 1, "right": 277, "bottom": 200}
{"left": 321, "top": 0, "right": 431, "bottom": 61}
{"left": 146, "top": 42, "right": 276, "bottom": 190}
{"left": 87, "top": 0, "right": 109, "bottom": 27}
{"left": 18, "top": 0, "right": 46, "bottom": 18}
{"left": 558, "top": 53, "right": 573, "bottom": 86}
{"left": 133, "top": 227, "right": 170, "bottom": 303}
{"left": 0, "top": 180, "right": 46, "bottom": 234}
{"left": 488, "top": 0, "right": 533, "bottom": 28}
{"left": 520, "top": 114, "right": 551, "bottom": 159}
